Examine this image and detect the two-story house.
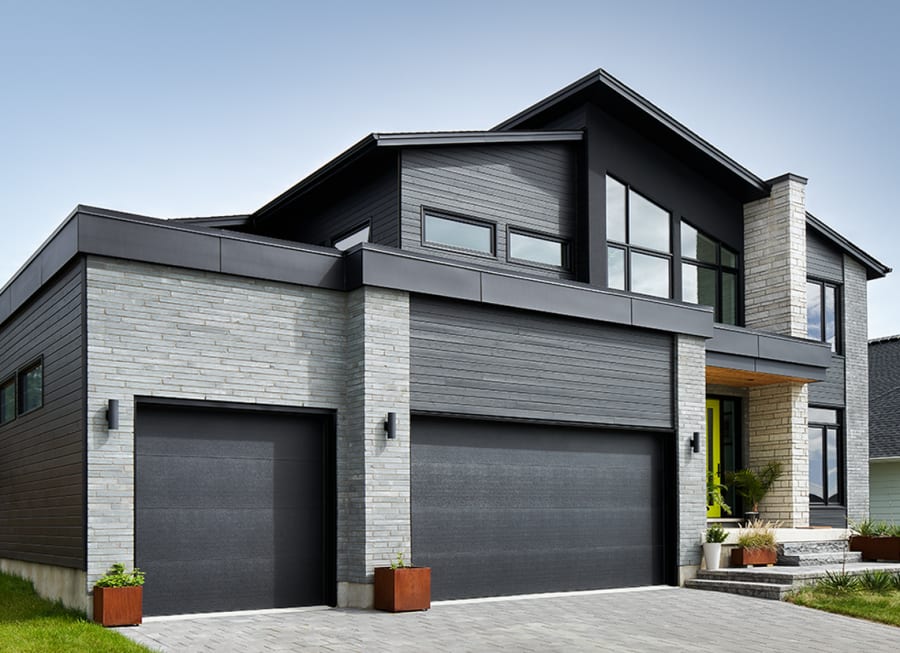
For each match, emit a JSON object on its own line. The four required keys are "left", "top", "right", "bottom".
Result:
{"left": 0, "top": 69, "right": 889, "bottom": 617}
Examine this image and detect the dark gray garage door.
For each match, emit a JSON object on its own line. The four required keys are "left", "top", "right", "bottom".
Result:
{"left": 412, "top": 417, "right": 668, "bottom": 600}
{"left": 135, "top": 402, "right": 334, "bottom": 616}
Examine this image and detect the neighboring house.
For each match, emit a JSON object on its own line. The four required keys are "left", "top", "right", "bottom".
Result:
{"left": 0, "top": 69, "right": 890, "bottom": 617}
{"left": 869, "top": 335, "right": 900, "bottom": 522}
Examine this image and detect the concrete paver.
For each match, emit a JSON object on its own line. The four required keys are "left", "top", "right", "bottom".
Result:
{"left": 117, "top": 586, "right": 900, "bottom": 652}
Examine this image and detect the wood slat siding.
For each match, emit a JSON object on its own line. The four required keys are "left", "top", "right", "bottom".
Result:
{"left": 807, "top": 231, "right": 843, "bottom": 282}
{"left": 410, "top": 297, "right": 673, "bottom": 428}
{"left": 401, "top": 144, "right": 577, "bottom": 279}
{"left": 0, "top": 261, "right": 85, "bottom": 569}
{"left": 809, "top": 355, "right": 845, "bottom": 407}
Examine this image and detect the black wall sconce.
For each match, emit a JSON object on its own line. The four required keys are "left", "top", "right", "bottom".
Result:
{"left": 384, "top": 412, "right": 397, "bottom": 440}
{"left": 690, "top": 431, "right": 700, "bottom": 454}
{"left": 107, "top": 399, "right": 119, "bottom": 430}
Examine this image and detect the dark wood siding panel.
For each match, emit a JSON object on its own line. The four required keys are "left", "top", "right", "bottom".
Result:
{"left": 808, "top": 355, "right": 845, "bottom": 407}
{"left": 0, "top": 261, "right": 85, "bottom": 569}
{"left": 410, "top": 296, "right": 673, "bottom": 428}
{"left": 807, "top": 231, "right": 843, "bottom": 282}
{"left": 401, "top": 144, "right": 577, "bottom": 279}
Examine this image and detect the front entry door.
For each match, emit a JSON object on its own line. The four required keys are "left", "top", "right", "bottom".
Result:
{"left": 706, "top": 399, "right": 722, "bottom": 518}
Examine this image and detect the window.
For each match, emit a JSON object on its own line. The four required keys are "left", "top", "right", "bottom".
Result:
{"left": 332, "top": 223, "right": 371, "bottom": 251}
{"left": 17, "top": 359, "right": 42, "bottom": 415}
{"left": 808, "top": 407, "right": 842, "bottom": 505}
{"left": 681, "top": 221, "right": 740, "bottom": 325}
{"left": 807, "top": 280, "right": 839, "bottom": 352}
{"left": 0, "top": 377, "right": 14, "bottom": 425}
{"left": 423, "top": 211, "right": 495, "bottom": 256}
{"left": 508, "top": 229, "right": 570, "bottom": 269}
{"left": 606, "top": 176, "right": 671, "bottom": 298}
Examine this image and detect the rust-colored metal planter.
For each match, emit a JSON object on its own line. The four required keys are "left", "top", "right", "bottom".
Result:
{"left": 374, "top": 567, "right": 431, "bottom": 612}
{"left": 730, "top": 547, "right": 777, "bottom": 567}
{"left": 93, "top": 586, "right": 143, "bottom": 627}
{"left": 849, "top": 536, "right": 900, "bottom": 562}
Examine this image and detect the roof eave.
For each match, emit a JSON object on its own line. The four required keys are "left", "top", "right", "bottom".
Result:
{"left": 806, "top": 212, "right": 891, "bottom": 279}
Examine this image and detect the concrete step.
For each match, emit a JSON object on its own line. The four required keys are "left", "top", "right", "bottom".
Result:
{"left": 778, "top": 551, "right": 862, "bottom": 566}
{"left": 779, "top": 540, "right": 851, "bottom": 555}
{"left": 684, "top": 578, "right": 791, "bottom": 600}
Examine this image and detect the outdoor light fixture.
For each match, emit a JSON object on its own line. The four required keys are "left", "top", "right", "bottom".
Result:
{"left": 107, "top": 399, "right": 119, "bottom": 430}
{"left": 690, "top": 431, "right": 700, "bottom": 454}
{"left": 384, "top": 412, "right": 397, "bottom": 440}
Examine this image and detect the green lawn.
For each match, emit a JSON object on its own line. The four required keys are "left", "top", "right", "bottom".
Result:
{"left": 787, "top": 586, "right": 900, "bottom": 628}
{"left": 0, "top": 573, "right": 151, "bottom": 653}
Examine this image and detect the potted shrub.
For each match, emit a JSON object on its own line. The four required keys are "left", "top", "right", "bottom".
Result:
{"left": 703, "top": 524, "right": 728, "bottom": 571}
{"left": 726, "top": 461, "right": 782, "bottom": 523}
{"left": 706, "top": 472, "right": 731, "bottom": 516}
{"left": 731, "top": 520, "right": 778, "bottom": 567}
{"left": 374, "top": 553, "right": 431, "bottom": 612}
{"left": 92, "top": 563, "right": 145, "bottom": 627}
{"left": 849, "top": 520, "right": 900, "bottom": 561}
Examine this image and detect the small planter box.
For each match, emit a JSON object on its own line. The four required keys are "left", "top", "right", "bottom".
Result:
{"left": 730, "top": 547, "right": 776, "bottom": 567}
{"left": 374, "top": 567, "right": 431, "bottom": 612}
{"left": 849, "top": 536, "right": 900, "bottom": 562}
{"left": 93, "top": 587, "right": 143, "bottom": 627}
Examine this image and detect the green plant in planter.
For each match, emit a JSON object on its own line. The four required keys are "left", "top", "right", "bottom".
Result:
{"left": 94, "top": 563, "right": 145, "bottom": 588}
{"left": 705, "top": 524, "right": 728, "bottom": 544}
{"left": 706, "top": 471, "right": 731, "bottom": 515}
{"left": 390, "top": 552, "right": 408, "bottom": 570}
{"left": 726, "top": 462, "right": 782, "bottom": 513}
{"left": 736, "top": 520, "right": 778, "bottom": 551}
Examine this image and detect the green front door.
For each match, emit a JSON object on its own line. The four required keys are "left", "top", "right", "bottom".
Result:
{"left": 706, "top": 399, "right": 722, "bottom": 518}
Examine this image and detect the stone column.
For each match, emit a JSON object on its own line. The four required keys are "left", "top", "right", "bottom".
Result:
{"left": 844, "top": 256, "right": 870, "bottom": 524}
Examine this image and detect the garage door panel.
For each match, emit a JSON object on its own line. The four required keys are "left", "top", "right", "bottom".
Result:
{"left": 412, "top": 416, "right": 668, "bottom": 600}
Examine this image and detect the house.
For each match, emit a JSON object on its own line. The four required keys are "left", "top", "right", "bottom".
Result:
{"left": 0, "top": 69, "right": 890, "bottom": 617}
{"left": 869, "top": 335, "right": 900, "bottom": 522}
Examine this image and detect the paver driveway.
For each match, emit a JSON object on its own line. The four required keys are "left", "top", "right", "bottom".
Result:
{"left": 118, "top": 586, "right": 900, "bottom": 652}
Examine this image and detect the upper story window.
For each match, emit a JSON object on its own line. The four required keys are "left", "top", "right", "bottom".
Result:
{"left": 423, "top": 210, "right": 495, "bottom": 256}
{"left": 807, "top": 280, "right": 840, "bottom": 352}
{"left": 508, "top": 228, "right": 570, "bottom": 270}
{"left": 606, "top": 176, "right": 671, "bottom": 298}
{"left": 808, "top": 407, "right": 842, "bottom": 506}
{"left": 17, "top": 359, "right": 42, "bottom": 415}
{"left": 0, "top": 376, "right": 14, "bottom": 425}
{"left": 681, "top": 221, "right": 739, "bottom": 325}
{"left": 332, "top": 223, "right": 371, "bottom": 251}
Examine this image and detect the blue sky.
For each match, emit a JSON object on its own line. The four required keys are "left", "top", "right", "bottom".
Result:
{"left": 1, "top": 0, "right": 898, "bottom": 336}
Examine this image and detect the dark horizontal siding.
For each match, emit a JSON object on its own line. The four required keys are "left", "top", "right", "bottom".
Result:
{"left": 808, "top": 355, "right": 845, "bottom": 407}
{"left": 410, "top": 296, "right": 673, "bottom": 428}
{"left": 401, "top": 143, "right": 577, "bottom": 279}
{"left": 807, "top": 231, "right": 843, "bottom": 282}
{"left": 0, "top": 261, "right": 85, "bottom": 569}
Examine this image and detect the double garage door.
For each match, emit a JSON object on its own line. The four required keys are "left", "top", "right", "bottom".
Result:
{"left": 412, "top": 416, "right": 669, "bottom": 600}
{"left": 135, "top": 402, "right": 334, "bottom": 616}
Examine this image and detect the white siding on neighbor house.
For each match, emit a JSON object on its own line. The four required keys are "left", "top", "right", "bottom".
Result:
{"left": 870, "top": 460, "right": 900, "bottom": 523}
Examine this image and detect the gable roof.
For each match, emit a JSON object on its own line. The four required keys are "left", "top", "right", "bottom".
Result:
{"left": 870, "top": 335, "right": 900, "bottom": 458}
{"left": 806, "top": 212, "right": 890, "bottom": 280}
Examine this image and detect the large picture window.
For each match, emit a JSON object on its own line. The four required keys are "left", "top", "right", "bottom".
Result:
{"left": 681, "top": 221, "right": 739, "bottom": 325}
{"left": 807, "top": 280, "right": 840, "bottom": 352}
{"left": 606, "top": 176, "right": 671, "bottom": 298}
{"left": 808, "top": 407, "right": 842, "bottom": 505}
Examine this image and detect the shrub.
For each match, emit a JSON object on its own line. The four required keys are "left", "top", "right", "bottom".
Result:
{"left": 817, "top": 571, "right": 859, "bottom": 593}
{"left": 858, "top": 569, "right": 896, "bottom": 592}
{"left": 93, "top": 563, "right": 145, "bottom": 588}
{"left": 736, "top": 519, "right": 777, "bottom": 550}
{"left": 705, "top": 524, "right": 728, "bottom": 544}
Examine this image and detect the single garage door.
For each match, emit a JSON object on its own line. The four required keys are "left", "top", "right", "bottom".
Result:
{"left": 412, "top": 416, "right": 669, "bottom": 600}
{"left": 135, "top": 402, "right": 334, "bottom": 616}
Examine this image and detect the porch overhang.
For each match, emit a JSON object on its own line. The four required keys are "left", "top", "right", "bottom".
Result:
{"left": 706, "top": 325, "right": 832, "bottom": 387}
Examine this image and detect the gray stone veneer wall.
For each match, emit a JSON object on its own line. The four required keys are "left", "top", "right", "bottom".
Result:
{"left": 843, "top": 256, "right": 869, "bottom": 523}
{"left": 676, "top": 335, "right": 706, "bottom": 582}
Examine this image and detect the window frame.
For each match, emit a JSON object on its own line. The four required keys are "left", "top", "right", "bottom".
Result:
{"left": 0, "top": 375, "right": 15, "bottom": 426}
{"left": 808, "top": 406, "right": 843, "bottom": 506}
{"left": 331, "top": 220, "right": 371, "bottom": 251}
{"left": 680, "top": 219, "right": 741, "bottom": 325}
{"left": 605, "top": 174, "right": 672, "bottom": 299}
{"left": 421, "top": 208, "right": 497, "bottom": 259}
{"left": 806, "top": 278, "right": 842, "bottom": 354}
{"left": 17, "top": 357, "right": 43, "bottom": 417}
{"left": 506, "top": 226, "right": 571, "bottom": 271}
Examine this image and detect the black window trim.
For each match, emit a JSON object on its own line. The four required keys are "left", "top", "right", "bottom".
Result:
{"left": 680, "top": 218, "right": 742, "bottom": 325}
{"left": 331, "top": 220, "right": 372, "bottom": 251}
{"left": 808, "top": 405, "right": 844, "bottom": 507}
{"left": 807, "top": 277, "right": 842, "bottom": 354}
{"left": 506, "top": 225, "right": 572, "bottom": 271}
{"left": 16, "top": 356, "right": 44, "bottom": 417}
{"left": 421, "top": 207, "right": 497, "bottom": 259}
{"left": 0, "top": 374, "right": 16, "bottom": 426}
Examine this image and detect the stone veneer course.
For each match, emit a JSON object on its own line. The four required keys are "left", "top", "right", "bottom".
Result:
{"left": 676, "top": 335, "right": 706, "bottom": 580}
{"left": 843, "top": 255, "right": 869, "bottom": 524}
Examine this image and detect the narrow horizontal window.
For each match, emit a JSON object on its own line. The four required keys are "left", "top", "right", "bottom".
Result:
{"left": 423, "top": 212, "right": 494, "bottom": 255}
{"left": 333, "top": 223, "right": 370, "bottom": 251}
{"left": 17, "top": 359, "right": 42, "bottom": 415}
{"left": 809, "top": 407, "right": 838, "bottom": 424}
{"left": 508, "top": 230, "right": 568, "bottom": 269}
{"left": 0, "top": 377, "right": 15, "bottom": 425}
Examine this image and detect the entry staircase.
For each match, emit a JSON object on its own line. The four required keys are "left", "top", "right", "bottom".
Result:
{"left": 684, "top": 529, "right": 900, "bottom": 600}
